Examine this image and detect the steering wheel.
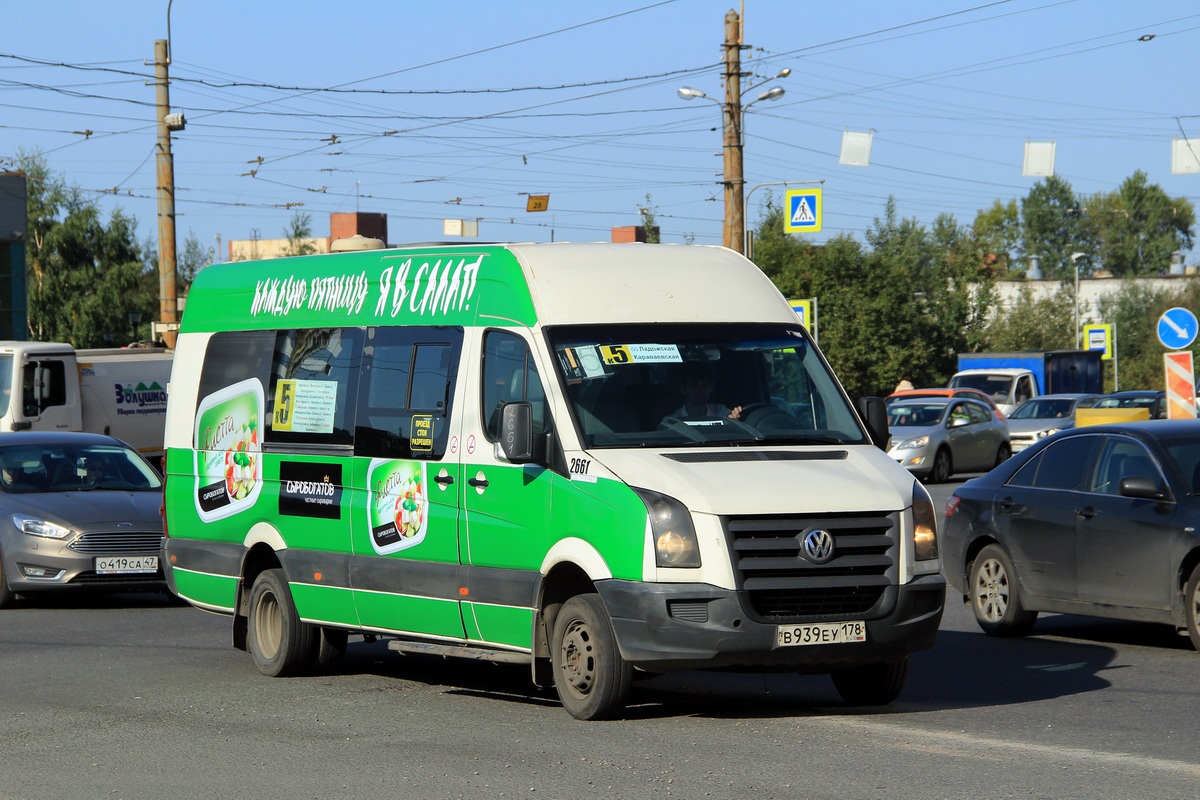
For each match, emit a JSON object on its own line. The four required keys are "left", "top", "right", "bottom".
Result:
{"left": 734, "top": 402, "right": 776, "bottom": 424}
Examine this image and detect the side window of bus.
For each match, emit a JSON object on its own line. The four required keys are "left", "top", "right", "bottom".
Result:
{"left": 197, "top": 331, "right": 276, "bottom": 405}
{"left": 354, "top": 326, "right": 464, "bottom": 459}
{"left": 482, "top": 330, "right": 549, "bottom": 441}
{"left": 265, "top": 328, "right": 364, "bottom": 448}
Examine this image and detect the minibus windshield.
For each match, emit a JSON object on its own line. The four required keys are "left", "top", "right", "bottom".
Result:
{"left": 546, "top": 323, "right": 869, "bottom": 448}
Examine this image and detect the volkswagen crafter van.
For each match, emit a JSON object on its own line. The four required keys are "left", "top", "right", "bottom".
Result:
{"left": 161, "top": 242, "right": 943, "bottom": 719}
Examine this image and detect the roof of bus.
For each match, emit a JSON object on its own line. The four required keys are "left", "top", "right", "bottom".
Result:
{"left": 179, "top": 242, "right": 798, "bottom": 333}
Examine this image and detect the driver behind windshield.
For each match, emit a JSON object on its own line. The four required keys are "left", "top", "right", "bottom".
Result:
{"left": 665, "top": 362, "right": 743, "bottom": 421}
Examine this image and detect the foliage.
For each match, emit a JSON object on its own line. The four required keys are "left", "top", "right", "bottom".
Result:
{"left": 638, "top": 194, "right": 661, "bottom": 244}
{"left": 1020, "top": 175, "right": 1093, "bottom": 280}
{"left": 1096, "top": 280, "right": 1200, "bottom": 392}
{"left": 19, "top": 151, "right": 156, "bottom": 347}
{"left": 1085, "top": 171, "right": 1194, "bottom": 277}
{"left": 281, "top": 211, "right": 318, "bottom": 257}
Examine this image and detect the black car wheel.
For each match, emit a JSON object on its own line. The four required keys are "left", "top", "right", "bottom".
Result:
{"left": 994, "top": 443, "right": 1011, "bottom": 468}
{"left": 969, "top": 544, "right": 1037, "bottom": 636}
{"left": 0, "top": 549, "right": 13, "bottom": 609}
{"left": 830, "top": 657, "right": 909, "bottom": 706}
{"left": 1185, "top": 563, "right": 1200, "bottom": 652}
{"left": 929, "top": 448, "right": 952, "bottom": 484}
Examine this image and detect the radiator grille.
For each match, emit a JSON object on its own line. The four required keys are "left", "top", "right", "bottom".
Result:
{"left": 725, "top": 512, "right": 898, "bottom": 621}
{"left": 68, "top": 530, "right": 163, "bottom": 555}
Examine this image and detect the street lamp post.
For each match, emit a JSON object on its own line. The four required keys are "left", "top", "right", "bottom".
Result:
{"left": 1071, "top": 252, "right": 1086, "bottom": 348}
{"left": 676, "top": 10, "right": 788, "bottom": 254}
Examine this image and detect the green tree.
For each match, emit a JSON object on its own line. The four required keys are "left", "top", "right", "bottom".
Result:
{"left": 980, "top": 284, "right": 1076, "bottom": 352}
{"left": 282, "top": 211, "right": 318, "bottom": 257}
{"left": 1096, "top": 280, "right": 1200, "bottom": 391}
{"left": 638, "top": 194, "right": 660, "bottom": 244}
{"left": 971, "top": 199, "right": 1021, "bottom": 277}
{"left": 749, "top": 193, "right": 809, "bottom": 297}
{"left": 1086, "top": 171, "right": 1195, "bottom": 276}
{"left": 178, "top": 231, "right": 215, "bottom": 289}
{"left": 1021, "top": 175, "right": 1093, "bottom": 280}
{"left": 19, "top": 152, "right": 155, "bottom": 346}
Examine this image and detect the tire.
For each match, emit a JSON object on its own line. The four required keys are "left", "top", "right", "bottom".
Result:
{"left": 994, "top": 443, "right": 1011, "bottom": 469}
{"left": 969, "top": 544, "right": 1037, "bottom": 636}
{"left": 0, "top": 549, "right": 14, "bottom": 610}
{"left": 831, "top": 657, "right": 909, "bottom": 706}
{"left": 929, "top": 448, "right": 952, "bottom": 484}
{"left": 313, "top": 627, "right": 348, "bottom": 672}
{"left": 246, "top": 568, "right": 316, "bottom": 677}
{"left": 550, "top": 593, "right": 632, "bottom": 720}
{"left": 1185, "top": 563, "right": 1200, "bottom": 652}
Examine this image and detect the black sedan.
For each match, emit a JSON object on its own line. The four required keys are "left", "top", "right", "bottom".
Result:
{"left": 942, "top": 420, "right": 1200, "bottom": 648}
{"left": 0, "top": 432, "right": 165, "bottom": 607}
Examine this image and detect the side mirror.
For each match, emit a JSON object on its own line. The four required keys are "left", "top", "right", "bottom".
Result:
{"left": 1119, "top": 475, "right": 1164, "bottom": 500}
{"left": 496, "top": 402, "right": 534, "bottom": 463}
{"left": 857, "top": 396, "right": 889, "bottom": 450}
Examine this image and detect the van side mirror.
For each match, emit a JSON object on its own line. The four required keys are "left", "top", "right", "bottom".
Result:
{"left": 496, "top": 402, "right": 534, "bottom": 463}
{"left": 857, "top": 396, "right": 889, "bottom": 450}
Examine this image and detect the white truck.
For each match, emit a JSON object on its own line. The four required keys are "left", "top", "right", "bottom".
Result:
{"left": 0, "top": 341, "right": 172, "bottom": 458}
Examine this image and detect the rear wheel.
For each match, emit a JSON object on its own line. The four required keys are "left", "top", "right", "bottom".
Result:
{"left": 551, "top": 593, "right": 632, "bottom": 720}
{"left": 969, "top": 544, "right": 1037, "bottom": 636}
{"left": 247, "top": 568, "right": 316, "bottom": 677}
{"left": 831, "top": 658, "right": 909, "bottom": 706}
{"left": 994, "top": 443, "right": 1011, "bottom": 468}
{"left": 1184, "top": 563, "right": 1200, "bottom": 652}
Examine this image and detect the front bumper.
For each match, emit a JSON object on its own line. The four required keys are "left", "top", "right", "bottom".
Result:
{"left": 1, "top": 534, "right": 165, "bottom": 594}
{"left": 597, "top": 574, "right": 945, "bottom": 673}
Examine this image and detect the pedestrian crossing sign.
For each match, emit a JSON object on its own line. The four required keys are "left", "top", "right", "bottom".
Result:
{"left": 785, "top": 188, "right": 822, "bottom": 233}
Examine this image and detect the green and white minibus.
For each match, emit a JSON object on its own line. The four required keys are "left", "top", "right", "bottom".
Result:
{"left": 161, "top": 242, "right": 944, "bottom": 719}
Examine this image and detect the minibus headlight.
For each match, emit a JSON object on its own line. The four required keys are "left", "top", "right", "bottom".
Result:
{"left": 911, "top": 481, "right": 939, "bottom": 563}
{"left": 634, "top": 489, "right": 701, "bottom": 569}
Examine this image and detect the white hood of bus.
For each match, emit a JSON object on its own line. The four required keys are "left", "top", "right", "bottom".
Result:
{"left": 589, "top": 445, "right": 915, "bottom": 515}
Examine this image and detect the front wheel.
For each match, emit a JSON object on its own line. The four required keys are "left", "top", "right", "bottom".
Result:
{"left": 928, "top": 448, "right": 952, "bottom": 484}
{"left": 246, "top": 568, "right": 316, "bottom": 677}
{"left": 551, "top": 594, "right": 632, "bottom": 720}
{"left": 969, "top": 544, "right": 1037, "bottom": 636}
{"left": 831, "top": 658, "right": 909, "bottom": 706}
{"left": 1184, "top": 563, "right": 1200, "bottom": 652}
{"left": 0, "top": 549, "right": 14, "bottom": 609}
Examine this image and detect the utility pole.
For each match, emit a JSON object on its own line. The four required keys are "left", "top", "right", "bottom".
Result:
{"left": 722, "top": 10, "right": 745, "bottom": 253}
{"left": 154, "top": 38, "right": 179, "bottom": 348}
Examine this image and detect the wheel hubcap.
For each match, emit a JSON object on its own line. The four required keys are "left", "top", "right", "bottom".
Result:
{"left": 559, "top": 617, "right": 595, "bottom": 697}
{"left": 253, "top": 590, "right": 282, "bottom": 658}
{"left": 973, "top": 558, "right": 1009, "bottom": 622}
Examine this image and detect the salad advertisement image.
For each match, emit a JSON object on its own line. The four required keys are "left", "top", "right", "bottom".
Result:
{"left": 367, "top": 459, "right": 428, "bottom": 554}
{"left": 194, "top": 378, "right": 265, "bottom": 521}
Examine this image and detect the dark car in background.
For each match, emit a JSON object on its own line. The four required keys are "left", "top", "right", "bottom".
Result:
{"left": 0, "top": 432, "right": 165, "bottom": 607}
{"left": 942, "top": 420, "right": 1200, "bottom": 649}
{"left": 1093, "top": 390, "right": 1167, "bottom": 420}
{"left": 1006, "top": 393, "right": 1101, "bottom": 452}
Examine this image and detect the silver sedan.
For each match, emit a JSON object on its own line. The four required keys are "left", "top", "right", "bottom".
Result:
{"left": 887, "top": 397, "right": 1011, "bottom": 483}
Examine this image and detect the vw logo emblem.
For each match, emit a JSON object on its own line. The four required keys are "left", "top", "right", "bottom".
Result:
{"left": 802, "top": 529, "right": 835, "bottom": 563}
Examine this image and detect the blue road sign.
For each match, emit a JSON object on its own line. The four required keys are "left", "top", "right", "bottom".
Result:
{"left": 1158, "top": 307, "right": 1198, "bottom": 350}
{"left": 784, "top": 189, "right": 822, "bottom": 233}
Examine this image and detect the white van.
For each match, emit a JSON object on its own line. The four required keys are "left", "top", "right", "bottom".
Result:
{"left": 161, "top": 242, "right": 943, "bottom": 719}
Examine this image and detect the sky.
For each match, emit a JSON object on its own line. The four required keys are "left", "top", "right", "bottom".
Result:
{"left": 3, "top": 0, "right": 1198, "bottom": 264}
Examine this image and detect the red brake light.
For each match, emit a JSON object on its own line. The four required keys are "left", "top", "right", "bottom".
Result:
{"left": 944, "top": 495, "right": 961, "bottom": 518}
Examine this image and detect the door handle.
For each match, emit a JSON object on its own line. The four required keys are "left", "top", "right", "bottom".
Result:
{"left": 468, "top": 474, "right": 489, "bottom": 489}
{"left": 1078, "top": 506, "right": 1098, "bottom": 520}
{"left": 999, "top": 496, "right": 1015, "bottom": 510}
{"left": 434, "top": 474, "right": 454, "bottom": 486}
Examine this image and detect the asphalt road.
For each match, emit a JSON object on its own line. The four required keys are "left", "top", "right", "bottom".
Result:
{"left": 3, "top": 483, "right": 1198, "bottom": 800}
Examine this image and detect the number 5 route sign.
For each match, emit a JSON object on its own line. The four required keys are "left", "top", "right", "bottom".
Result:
{"left": 785, "top": 188, "right": 822, "bottom": 234}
